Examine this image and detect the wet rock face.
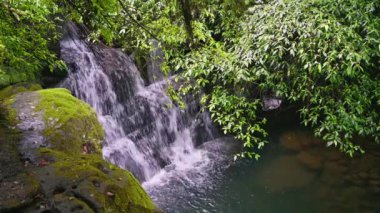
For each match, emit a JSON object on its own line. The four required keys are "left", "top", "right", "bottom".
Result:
{"left": 1, "top": 88, "right": 104, "bottom": 156}
{"left": 60, "top": 22, "right": 220, "bottom": 182}
{"left": 0, "top": 86, "right": 156, "bottom": 212}
{"left": 262, "top": 97, "right": 282, "bottom": 111}
{"left": 146, "top": 39, "right": 165, "bottom": 85}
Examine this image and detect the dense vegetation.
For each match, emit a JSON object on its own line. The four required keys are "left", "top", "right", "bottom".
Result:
{"left": 1, "top": 0, "right": 379, "bottom": 158}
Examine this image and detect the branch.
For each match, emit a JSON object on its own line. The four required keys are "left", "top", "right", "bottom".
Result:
{"left": 117, "top": 0, "right": 159, "bottom": 41}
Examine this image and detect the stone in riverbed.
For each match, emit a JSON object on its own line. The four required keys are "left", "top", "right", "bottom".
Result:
{"left": 358, "top": 172, "right": 369, "bottom": 180}
{"left": 324, "top": 161, "right": 348, "bottom": 175}
{"left": 324, "top": 149, "right": 345, "bottom": 161}
{"left": 255, "top": 156, "right": 316, "bottom": 193}
{"left": 369, "top": 180, "right": 380, "bottom": 187}
{"left": 369, "top": 170, "right": 380, "bottom": 180}
{"left": 297, "top": 151, "right": 323, "bottom": 170}
{"left": 320, "top": 171, "right": 345, "bottom": 187}
{"left": 279, "top": 132, "right": 304, "bottom": 151}
{"left": 279, "top": 131, "right": 322, "bottom": 152}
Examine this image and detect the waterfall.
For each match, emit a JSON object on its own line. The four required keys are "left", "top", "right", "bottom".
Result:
{"left": 59, "top": 23, "right": 218, "bottom": 182}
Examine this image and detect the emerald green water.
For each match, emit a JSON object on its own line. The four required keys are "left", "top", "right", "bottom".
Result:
{"left": 146, "top": 120, "right": 380, "bottom": 212}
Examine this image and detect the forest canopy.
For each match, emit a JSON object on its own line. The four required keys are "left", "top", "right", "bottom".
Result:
{"left": 1, "top": 0, "right": 379, "bottom": 158}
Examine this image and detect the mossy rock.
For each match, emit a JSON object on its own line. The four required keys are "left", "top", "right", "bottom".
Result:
{"left": 37, "top": 88, "right": 104, "bottom": 154}
{"left": 0, "top": 125, "right": 43, "bottom": 212}
{"left": 0, "top": 88, "right": 104, "bottom": 154}
{"left": 0, "top": 173, "right": 42, "bottom": 211}
{"left": 0, "top": 83, "right": 42, "bottom": 126}
{"left": 0, "top": 88, "right": 158, "bottom": 212}
{"left": 0, "top": 82, "right": 42, "bottom": 101}
{"left": 31, "top": 148, "right": 156, "bottom": 212}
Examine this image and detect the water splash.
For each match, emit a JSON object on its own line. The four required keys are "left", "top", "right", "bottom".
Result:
{"left": 59, "top": 23, "right": 217, "bottom": 183}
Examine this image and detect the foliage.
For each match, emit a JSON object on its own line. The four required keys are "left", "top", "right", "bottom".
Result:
{"left": 177, "top": 0, "right": 380, "bottom": 157}
{"left": 0, "top": 0, "right": 65, "bottom": 87}
{"left": 1, "top": 0, "right": 379, "bottom": 157}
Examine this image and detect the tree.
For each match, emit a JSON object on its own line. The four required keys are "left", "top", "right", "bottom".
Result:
{"left": 2, "top": 0, "right": 379, "bottom": 157}
{"left": 0, "top": 0, "right": 65, "bottom": 87}
{"left": 178, "top": 0, "right": 380, "bottom": 157}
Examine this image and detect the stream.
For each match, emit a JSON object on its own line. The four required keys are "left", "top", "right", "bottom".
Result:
{"left": 146, "top": 121, "right": 380, "bottom": 212}
{"left": 59, "top": 23, "right": 380, "bottom": 213}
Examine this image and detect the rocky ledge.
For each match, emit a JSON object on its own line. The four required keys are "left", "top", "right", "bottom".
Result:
{"left": 0, "top": 84, "right": 157, "bottom": 212}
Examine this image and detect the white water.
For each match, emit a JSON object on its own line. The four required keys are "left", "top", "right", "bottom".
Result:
{"left": 60, "top": 23, "right": 214, "bottom": 184}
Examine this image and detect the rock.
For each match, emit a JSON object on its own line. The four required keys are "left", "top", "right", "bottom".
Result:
{"left": 369, "top": 180, "right": 380, "bottom": 187}
{"left": 350, "top": 177, "right": 367, "bottom": 187}
{"left": 262, "top": 96, "right": 282, "bottom": 111}
{"left": 349, "top": 155, "right": 379, "bottom": 182}
{"left": 279, "top": 131, "right": 321, "bottom": 152}
{"left": 191, "top": 112, "right": 221, "bottom": 146}
{"left": 339, "top": 186, "right": 368, "bottom": 210}
{"left": 146, "top": 39, "right": 165, "bottom": 85}
{"left": 320, "top": 171, "right": 345, "bottom": 187}
{"left": 107, "top": 192, "right": 115, "bottom": 197}
{"left": 0, "top": 88, "right": 156, "bottom": 212}
{"left": 255, "top": 156, "right": 316, "bottom": 193}
{"left": 279, "top": 132, "right": 304, "bottom": 151}
{"left": 358, "top": 172, "right": 369, "bottom": 180}
{"left": 0, "top": 173, "right": 41, "bottom": 211}
{"left": 33, "top": 148, "right": 156, "bottom": 212}
{"left": 369, "top": 170, "right": 380, "bottom": 180}
{"left": 0, "top": 83, "right": 42, "bottom": 101}
{"left": 324, "top": 161, "right": 348, "bottom": 175}
{"left": 1, "top": 88, "right": 104, "bottom": 155}
{"left": 297, "top": 151, "right": 323, "bottom": 170}
{"left": 324, "top": 149, "right": 345, "bottom": 161}
{"left": 317, "top": 186, "right": 331, "bottom": 199}
{"left": 370, "top": 150, "right": 380, "bottom": 158}
{"left": 372, "top": 186, "right": 380, "bottom": 194}
{"left": 199, "top": 137, "right": 241, "bottom": 157}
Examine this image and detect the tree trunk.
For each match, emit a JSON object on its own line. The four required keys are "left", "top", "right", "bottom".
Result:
{"left": 178, "top": 0, "right": 193, "bottom": 40}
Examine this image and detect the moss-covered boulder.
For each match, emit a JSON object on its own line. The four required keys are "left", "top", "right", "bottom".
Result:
{"left": 0, "top": 82, "right": 42, "bottom": 101}
{"left": 0, "top": 87, "right": 156, "bottom": 212}
{"left": 1, "top": 88, "right": 103, "bottom": 154}
{"left": 32, "top": 148, "right": 155, "bottom": 212}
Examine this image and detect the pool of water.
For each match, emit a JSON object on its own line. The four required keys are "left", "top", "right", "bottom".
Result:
{"left": 145, "top": 120, "right": 380, "bottom": 212}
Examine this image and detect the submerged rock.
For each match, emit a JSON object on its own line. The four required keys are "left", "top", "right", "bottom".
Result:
{"left": 297, "top": 151, "right": 323, "bottom": 170}
{"left": 0, "top": 86, "right": 156, "bottom": 212}
{"left": 279, "top": 132, "right": 304, "bottom": 151}
{"left": 279, "top": 131, "right": 322, "bottom": 152}
{"left": 255, "top": 156, "right": 316, "bottom": 193}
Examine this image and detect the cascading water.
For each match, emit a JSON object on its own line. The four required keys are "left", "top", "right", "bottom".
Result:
{"left": 59, "top": 23, "right": 219, "bottom": 184}
{"left": 57, "top": 23, "right": 380, "bottom": 213}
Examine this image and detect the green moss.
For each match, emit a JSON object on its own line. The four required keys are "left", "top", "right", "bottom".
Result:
{"left": 0, "top": 96, "right": 18, "bottom": 126}
{"left": 0, "top": 83, "right": 42, "bottom": 101}
{"left": 36, "top": 88, "right": 104, "bottom": 154}
{"left": 0, "top": 83, "right": 42, "bottom": 125}
{"left": 38, "top": 148, "right": 156, "bottom": 212}
{"left": 0, "top": 88, "right": 156, "bottom": 212}
{"left": 0, "top": 172, "right": 42, "bottom": 211}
